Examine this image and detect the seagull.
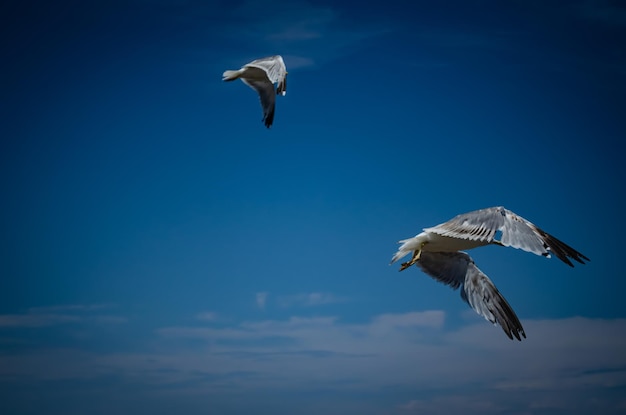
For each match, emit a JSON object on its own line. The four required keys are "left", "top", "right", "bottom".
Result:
{"left": 390, "top": 206, "right": 589, "bottom": 340}
{"left": 222, "top": 55, "right": 287, "bottom": 128}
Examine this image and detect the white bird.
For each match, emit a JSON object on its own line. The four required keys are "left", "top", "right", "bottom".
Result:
{"left": 222, "top": 55, "right": 287, "bottom": 128}
{"left": 390, "top": 206, "right": 589, "bottom": 340}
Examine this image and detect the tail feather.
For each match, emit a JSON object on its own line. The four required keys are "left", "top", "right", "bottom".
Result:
{"left": 390, "top": 239, "right": 415, "bottom": 264}
{"left": 222, "top": 69, "right": 242, "bottom": 81}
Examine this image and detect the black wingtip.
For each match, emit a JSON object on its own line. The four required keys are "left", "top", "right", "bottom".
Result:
{"left": 262, "top": 109, "right": 275, "bottom": 128}
{"left": 505, "top": 327, "right": 526, "bottom": 341}
{"left": 539, "top": 229, "right": 589, "bottom": 267}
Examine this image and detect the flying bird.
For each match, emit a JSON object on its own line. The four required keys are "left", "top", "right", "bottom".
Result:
{"left": 390, "top": 206, "right": 589, "bottom": 340}
{"left": 222, "top": 55, "right": 287, "bottom": 128}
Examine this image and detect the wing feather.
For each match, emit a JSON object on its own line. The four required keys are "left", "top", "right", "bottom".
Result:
{"left": 223, "top": 55, "right": 287, "bottom": 128}
{"left": 424, "top": 206, "right": 505, "bottom": 242}
{"left": 425, "top": 206, "right": 589, "bottom": 266}
{"left": 416, "top": 251, "right": 526, "bottom": 341}
{"left": 241, "top": 77, "right": 276, "bottom": 128}
{"left": 244, "top": 55, "right": 287, "bottom": 93}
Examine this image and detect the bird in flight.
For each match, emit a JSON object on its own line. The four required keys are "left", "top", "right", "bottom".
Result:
{"left": 390, "top": 206, "right": 589, "bottom": 341}
{"left": 222, "top": 55, "right": 287, "bottom": 128}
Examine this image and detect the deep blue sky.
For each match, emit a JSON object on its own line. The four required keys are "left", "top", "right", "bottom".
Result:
{"left": 1, "top": 1, "right": 625, "bottom": 414}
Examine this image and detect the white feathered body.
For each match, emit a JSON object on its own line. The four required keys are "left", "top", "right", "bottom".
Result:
{"left": 222, "top": 55, "right": 287, "bottom": 95}
{"left": 222, "top": 55, "right": 288, "bottom": 128}
{"left": 391, "top": 232, "right": 489, "bottom": 264}
{"left": 390, "top": 206, "right": 588, "bottom": 341}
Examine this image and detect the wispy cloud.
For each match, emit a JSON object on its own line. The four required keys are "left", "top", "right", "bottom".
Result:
{"left": 417, "top": 29, "right": 519, "bottom": 51}
{"left": 26, "top": 304, "right": 115, "bottom": 313}
{"left": 155, "top": 315, "right": 626, "bottom": 414}
{"left": 0, "top": 304, "right": 126, "bottom": 328}
{"left": 157, "top": 315, "right": 339, "bottom": 342}
{"left": 217, "top": 0, "right": 392, "bottom": 69}
{"left": 158, "top": 310, "right": 443, "bottom": 352}
{"left": 574, "top": 0, "right": 626, "bottom": 27}
{"left": 0, "top": 313, "right": 81, "bottom": 328}
{"left": 195, "top": 311, "right": 218, "bottom": 321}
{"left": 228, "top": 0, "right": 334, "bottom": 43}
{"left": 397, "top": 395, "right": 504, "bottom": 414}
{"left": 369, "top": 310, "right": 445, "bottom": 333}
{"left": 255, "top": 292, "right": 268, "bottom": 310}
{"left": 261, "top": 6, "right": 335, "bottom": 42}
{"left": 277, "top": 292, "right": 348, "bottom": 307}
{"left": 1, "top": 311, "right": 625, "bottom": 414}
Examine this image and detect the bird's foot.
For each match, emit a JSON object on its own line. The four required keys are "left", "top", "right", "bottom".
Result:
{"left": 399, "top": 261, "right": 412, "bottom": 271}
{"left": 399, "top": 249, "right": 422, "bottom": 271}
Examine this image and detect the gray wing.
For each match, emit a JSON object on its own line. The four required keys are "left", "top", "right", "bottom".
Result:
{"left": 416, "top": 251, "right": 526, "bottom": 341}
{"left": 245, "top": 55, "right": 287, "bottom": 95}
{"left": 424, "top": 206, "right": 589, "bottom": 266}
{"left": 240, "top": 76, "right": 276, "bottom": 128}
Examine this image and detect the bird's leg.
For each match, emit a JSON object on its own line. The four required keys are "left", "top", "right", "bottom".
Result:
{"left": 399, "top": 242, "right": 427, "bottom": 271}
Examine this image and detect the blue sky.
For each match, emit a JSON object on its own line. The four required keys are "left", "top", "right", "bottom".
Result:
{"left": 1, "top": 0, "right": 625, "bottom": 414}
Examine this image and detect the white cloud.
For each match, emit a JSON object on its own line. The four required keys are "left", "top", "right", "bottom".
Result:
{"left": 2, "top": 311, "right": 625, "bottom": 415}
{"left": 371, "top": 310, "right": 445, "bottom": 329}
{"left": 154, "top": 314, "right": 626, "bottom": 412}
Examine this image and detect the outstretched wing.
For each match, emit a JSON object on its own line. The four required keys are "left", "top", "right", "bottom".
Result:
{"left": 245, "top": 55, "right": 287, "bottom": 95}
{"left": 416, "top": 251, "right": 526, "bottom": 341}
{"left": 424, "top": 206, "right": 589, "bottom": 266}
{"left": 240, "top": 75, "right": 276, "bottom": 128}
